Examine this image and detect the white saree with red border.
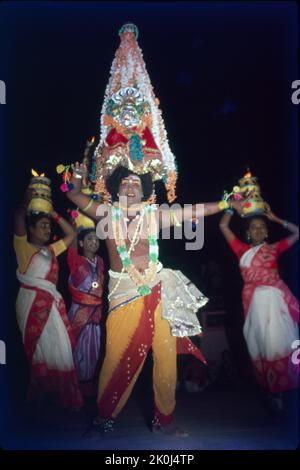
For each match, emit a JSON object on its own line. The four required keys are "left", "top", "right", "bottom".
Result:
{"left": 229, "top": 238, "right": 299, "bottom": 393}
{"left": 16, "top": 246, "right": 83, "bottom": 408}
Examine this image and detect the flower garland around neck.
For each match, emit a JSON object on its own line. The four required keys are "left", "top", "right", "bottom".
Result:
{"left": 110, "top": 202, "right": 159, "bottom": 297}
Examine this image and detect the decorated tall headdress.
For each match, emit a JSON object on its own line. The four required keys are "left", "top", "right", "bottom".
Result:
{"left": 89, "top": 23, "right": 178, "bottom": 202}
{"left": 27, "top": 169, "right": 53, "bottom": 215}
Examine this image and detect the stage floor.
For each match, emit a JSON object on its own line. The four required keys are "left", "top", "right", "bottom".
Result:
{"left": 3, "top": 383, "right": 299, "bottom": 450}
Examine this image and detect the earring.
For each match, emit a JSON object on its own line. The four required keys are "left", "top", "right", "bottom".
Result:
{"left": 247, "top": 234, "right": 251, "bottom": 241}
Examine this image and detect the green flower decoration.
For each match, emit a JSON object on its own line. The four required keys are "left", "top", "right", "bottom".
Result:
{"left": 123, "top": 258, "right": 132, "bottom": 268}
{"left": 148, "top": 235, "right": 157, "bottom": 245}
{"left": 138, "top": 285, "right": 152, "bottom": 296}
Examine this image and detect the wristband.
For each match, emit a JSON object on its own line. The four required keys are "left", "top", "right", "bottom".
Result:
{"left": 218, "top": 200, "right": 229, "bottom": 211}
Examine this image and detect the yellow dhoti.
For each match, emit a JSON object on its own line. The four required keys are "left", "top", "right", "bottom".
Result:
{"left": 97, "top": 266, "right": 208, "bottom": 426}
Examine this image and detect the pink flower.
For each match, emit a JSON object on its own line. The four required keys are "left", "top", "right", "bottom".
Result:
{"left": 60, "top": 183, "right": 69, "bottom": 192}
{"left": 70, "top": 210, "right": 79, "bottom": 219}
{"left": 233, "top": 194, "right": 242, "bottom": 200}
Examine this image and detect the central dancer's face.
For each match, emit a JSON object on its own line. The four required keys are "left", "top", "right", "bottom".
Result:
{"left": 118, "top": 175, "right": 143, "bottom": 206}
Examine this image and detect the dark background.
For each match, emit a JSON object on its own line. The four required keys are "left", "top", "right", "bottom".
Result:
{"left": 0, "top": 1, "right": 299, "bottom": 447}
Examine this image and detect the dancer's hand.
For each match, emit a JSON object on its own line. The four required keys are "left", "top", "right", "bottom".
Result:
{"left": 71, "top": 162, "right": 88, "bottom": 178}
{"left": 263, "top": 202, "right": 278, "bottom": 222}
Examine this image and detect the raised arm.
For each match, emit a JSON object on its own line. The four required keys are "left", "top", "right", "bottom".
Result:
{"left": 219, "top": 210, "right": 236, "bottom": 243}
{"left": 50, "top": 210, "right": 77, "bottom": 248}
{"left": 66, "top": 162, "right": 101, "bottom": 220}
{"left": 14, "top": 188, "right": 33, "bottom": 236}
{"left": 159, "top": 198, "right": 245, "bottom": 229}
{"left": 264, "top": 203, "right": 299, "bottom": 248}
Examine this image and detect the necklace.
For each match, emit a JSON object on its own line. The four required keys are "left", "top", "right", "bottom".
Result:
{"left": 83, "top": 255, "right": 97, "bottom": 264}
{"left": 124, "top": 213, "right": 140, "bottom": 223}
{"left": 116, "top": 203, "right": 144, "bottom": 247}
{"left": 110, "top": 203, "right": 159, "bottom": 298}
{"left": 83, "top": 255, "right": 100, "bottom": 290}
{"left": 118, "top": 202, "right": 143, "bottom": 212}
{"left": 125, "top": 214, "right": 144, "bottom": 248}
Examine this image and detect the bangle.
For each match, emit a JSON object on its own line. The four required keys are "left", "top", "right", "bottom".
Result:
{"left": 82, "top": 199, "right": 94, "bottom": 212}
{"left": 218, "top": 200, "right": 229, "bottom": 211}
{"left": 225, "top": 209, "right": 234, "bottom": 215}
{"left": 283, "top": 220, "right": 289, "bottom": 229}
{"left": 73, "top": 172, "right": 83, "bottom": 180}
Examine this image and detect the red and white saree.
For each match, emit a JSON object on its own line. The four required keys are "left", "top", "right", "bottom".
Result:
{"left": 16, "top": 245, "right": 83, "bottom": 408}
{"left": 229, "top": 237, "right": 299, "bottom": 393}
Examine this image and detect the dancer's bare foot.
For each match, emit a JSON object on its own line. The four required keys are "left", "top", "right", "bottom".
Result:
{"left": 152, "top": 422, "right": 189, "bottom": 437}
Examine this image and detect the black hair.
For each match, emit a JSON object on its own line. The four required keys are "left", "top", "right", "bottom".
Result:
{"left": 244, "top": 214, "right": 269, "bottom": 231}
{"left": 26, "top": 212, "right": 51, "bottom": 229}
{"left": 105, "top": 166, "right": 153, "bottom": 202}
{"left": 77, "top": 228, "right": 97, "bottom": 256}
{"left": 25, "top": 213, "right": 52, "bottom": 243}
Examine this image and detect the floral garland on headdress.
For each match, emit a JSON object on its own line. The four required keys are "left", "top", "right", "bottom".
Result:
{"left": 92, "top": 23, "right": 178, "bottom": 203}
